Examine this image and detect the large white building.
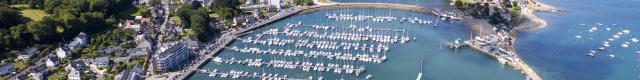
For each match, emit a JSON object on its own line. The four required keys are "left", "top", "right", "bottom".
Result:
{"left": 154, "top": 43, "right": 191, "bottom": 72}
{"left": 268, "top": 0, "right": 284, "bottom": 11}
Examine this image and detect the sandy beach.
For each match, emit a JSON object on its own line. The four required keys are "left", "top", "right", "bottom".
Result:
{"left": 514, "top": 0, "right": 561, "bottom": 31}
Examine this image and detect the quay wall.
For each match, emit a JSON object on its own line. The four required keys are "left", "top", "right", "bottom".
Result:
{"left": 236, "top": 3, "right": 442, "bottom": 35}
{"left": 464, "top": 41, "right": 542, "bottom": 80}
{"left": 179, "top": 35, "right": 236, "bottom": 80}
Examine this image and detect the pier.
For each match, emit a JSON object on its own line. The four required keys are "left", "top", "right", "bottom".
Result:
{"left": 211, "top": 57, "right": 366, "bottom": 75}
{"left": 235, "top": 37, "right": 392, "bottom": 53}
{"left": 225, "top": 47, "right": 387, "bottom": 63}
{"left": 236, "top": 2, "right": 452, "bottom": 35}
{"left": 198, "top": 69, "right": 316, "bottom": 80}
{"left": 464, "top": 40, "right": 542, "bottom": 80}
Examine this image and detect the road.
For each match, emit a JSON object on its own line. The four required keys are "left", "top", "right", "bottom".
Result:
{"left": 8, "top": 55, "right": 50, "bottom": 80}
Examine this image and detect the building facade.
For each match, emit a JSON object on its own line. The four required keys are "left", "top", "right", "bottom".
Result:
{"left": 154, "top": 43, "right": 191, "bottom": 72}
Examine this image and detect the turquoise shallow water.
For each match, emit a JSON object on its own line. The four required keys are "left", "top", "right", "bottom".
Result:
{"left": 188, "top": 9, "right": 525, "bottom": 80}
{"left": 516, "top": 0, "right": 640, "bottom": 80}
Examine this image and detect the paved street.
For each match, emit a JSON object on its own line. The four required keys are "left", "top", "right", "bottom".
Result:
{"left": 8, "top": 55, "right": 50, "bottom": 80}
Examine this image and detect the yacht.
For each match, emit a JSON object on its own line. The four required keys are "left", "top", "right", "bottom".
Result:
{"left": 609, "top": 54, "right": 616, "bottom": 58}
{"left": 587, "top": 52, "right": 595, "bottom": 57}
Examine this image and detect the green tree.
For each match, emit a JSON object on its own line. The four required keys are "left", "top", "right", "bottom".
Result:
{"left": 177, "top": 4, "right": 215, "bottom": 42}
{"left": 89, "top": 0, "right": 109, "bottom": 11}
{"left": 294, "top": 0, "right": 314, "bottom": 6}
{"left": 150, "top": 0, "right": 161, "bottom": 6}
{"left": 28, "top": 0, "right": 45, "bottom": 9}
{"left": 27, "top": 17, "right": 57, "bottom": 42}
{"left": 44, "top": 0, "right": 62, "bottom": 13}
{"left": 488, "top": 12, "right": 506, "bottom": 26}
{"left": 0, "top": 6, "right": 28, "bottom": 28}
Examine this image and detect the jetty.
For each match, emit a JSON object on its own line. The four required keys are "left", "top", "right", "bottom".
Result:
{"left": 198, "top": 69, "right": 316, "bottom": 80}
{"left": 236, "top": 2, "right": 452, "bottom": 35}
{"left": 225, "top": 47, "right": 388, "bottom": 63}
{"left": 211, "top": 57, "right": 366, "bottom": 75}
{"left": 464, "top": 38, "right": 541, "bottom": 80}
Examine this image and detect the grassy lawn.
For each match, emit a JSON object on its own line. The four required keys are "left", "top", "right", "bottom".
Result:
{"left": 20, "top": 9, "right": 49, "bottom": 21}
{"left": 318, "top": 0, "right": 334, "bottom": 3}
{"left": 209, "top": 13, "right": 220, "bottom": 18}
{"left": 170, "top": 16, "right": 182, "bottom": 25}
{"left": 12, "top": 60, "right": 29, "bottom": 70}
{"left": 0, "top": 75, "right": 11, "bottom": 80}
{"left": 130, "top": 6, "right": 149, "bottom": 16}
{"left": 10, "top": 4, "right": 29, "bottom": 8}
{"left": 184, "top": 29, "right": 196, "bottom": 36}
{"left": 264, "top": 12, "right": 276, "bottom": 17}
{"left": 48, "top": 71, "right": 67, "bottom": 80}
{"left": 456, "top": 0, "right": 474, "bottom": 3}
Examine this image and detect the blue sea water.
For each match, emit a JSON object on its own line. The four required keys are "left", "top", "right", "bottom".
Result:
{"left": 189, "top": 0, "right": 640, "bottom": 80}
{"left": 333, "top": 0, "right": 451, "bottom": 8}
{"left": 188, "top": 8, "right": 525, "bottom": 80}
{"left": 516, "top": 0, "right": 640, "bottom": 80}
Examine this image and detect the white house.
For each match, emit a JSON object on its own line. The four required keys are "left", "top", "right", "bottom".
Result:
{"left": 67, "top": 32, "right": 88, "bottom": 50}
{"left": 46, "top": 56, "right": 60, "bottom": 67}
{"left": 55, "top": 47, "right": 73, "bottom": 59}
{"left": 66, "top": 61, "right": 86, "bottom": 80}
{"left": 246, "top": 0, "right": 254, "bottom": 5}
{"left": 268, "top": 0, "right": 283, "bottom": 10}
{"left": 29, "top": 65, "right": 50, "bottom": 80}
{"left": 67, "top": 69, "right": 82, "bottom": 80}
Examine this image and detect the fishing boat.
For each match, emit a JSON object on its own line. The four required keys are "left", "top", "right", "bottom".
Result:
{"left": 448, "top": 39, "right": 464, "bottom": 49}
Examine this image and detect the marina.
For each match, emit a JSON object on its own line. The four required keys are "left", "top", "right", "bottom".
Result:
{"left": 326, "top": 13, "right": 433, "bottom": 24}
{"left": 190, "top": 7, "right": 525, "bottom": 80}
{"left": 211, "top": 57, "right": 366, "bottom": 75}
{"left": 197, "top": 69, "right": 317, "bottom": 80}
{"left": 209, "top": 20, "right": 411, "bottom": 79}
{"left": 226, "top": 46, "right": 387, "bottom": 63}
